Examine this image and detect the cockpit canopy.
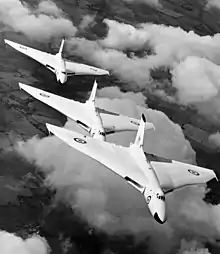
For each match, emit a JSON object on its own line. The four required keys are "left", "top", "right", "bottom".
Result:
{"left": 156, "top": 193, "right": 165, "bottom": 201}
{"left": 98, "top": 131, "right": 106, "bottom": 137}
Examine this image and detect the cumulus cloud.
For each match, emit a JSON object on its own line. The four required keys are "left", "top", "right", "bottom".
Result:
{"left": 0, "top": 0, "right": 77, "bottom": 41}
{"left": 177, "top": 239, "right": 211, "bottom": 254}
{"left": 96, "top": 86, "right": 147, "bottom": 106}
{"left": 0, "top": 230, "right": 50, "bottom": 254}
{"left": 206, "top": 0, "right": 220, "bottom": 9}
{"left": 37, "top": 0, "right": 63, "bottom": 17}
{"left": 171, "top": 56, "right": 220, "bottom": 104}
{"left": 65, "top": 18, "right": 220, "bottom": 123}
{"left": 14, "top": 87, "right": 220, "bottom": 253}
{"left": 208, "top": 131, "right": 220, "bottom": 149}
{"left": 78, "top": 14, "right": 96, "bottom": 31}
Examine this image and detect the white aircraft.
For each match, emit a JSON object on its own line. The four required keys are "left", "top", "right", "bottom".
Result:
{"left": 18, "top": 81, "right": 155, "bottom": 141}
{"left": 4, "top": 38, "right": 110, "bottom": 84}
{"left": 45, "top": 115, "right": 218, "bottom": 224}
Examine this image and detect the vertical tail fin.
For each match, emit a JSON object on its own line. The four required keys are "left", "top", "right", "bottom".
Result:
{"left": 134, "top": 114, "right": 146, "bottom": 149}
{"left": 89, "top": 79, "right": 98, "bottom": 103}
{"left": 58, "top": 38, "right": 65, "bottom": 54}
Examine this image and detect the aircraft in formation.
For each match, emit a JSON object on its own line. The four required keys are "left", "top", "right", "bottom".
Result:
{"left": 6, "top": 36, "right": 218, "bottom": 224}
{"left": 19, "top": 81, "right": 218, "bottom": 224}
{"left": 4, "top": 38, "right": 109, "bottom": 84}
{"left": 18, "top": 81, "right": 155, "bottom": 140}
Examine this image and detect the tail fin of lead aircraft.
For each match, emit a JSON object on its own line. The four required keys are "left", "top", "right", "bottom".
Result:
{"left": 134, "top": 114, "right": 146, "bottom": 149}
{"left": 58, "top": 38, "right": 65, "bottom": 55}
{"left": 89, "top": 79, "right": 98, "bottom": 103}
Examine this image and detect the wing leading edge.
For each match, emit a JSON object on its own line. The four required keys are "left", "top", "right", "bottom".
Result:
{"left": 4, "top": 39, "right": 56, "bottom": 72}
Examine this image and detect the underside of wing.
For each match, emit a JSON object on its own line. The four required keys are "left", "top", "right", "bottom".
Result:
{"left": 5, "top": 39, "right": 56, "bottom": 72}
{"left": 98, "top": 109, "right": 155, "bottom": 134}
{"left": 46, "top": 123, "right": 149, "bottom": 193}
{"left": 145, "top": 152, "right": 218, "bottom": 192}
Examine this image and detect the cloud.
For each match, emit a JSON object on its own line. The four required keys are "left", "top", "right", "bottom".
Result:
{"left": 122, "top": 0, "right": 161, "bottom": 7}
{"left": 66, "top": 37, "right": 154, "bottom": 87}
{"left": 14, "top": 87, "right": 220, "bottom": 253}
{"left": 171, "top": 56, "right": 220, "bottom": 104}
{"left": 177, "top": 239, "right": 211, "bottom": 254}
{"left": 206, "top": 0, "right": 220, "bottom": 9}
{"left": 0, "top": 0, "right": 77, "bottom": 41}
{"left": 0, "top": 230, "right": 50, "bottom": 254}
{"left": 96, "top": 86, "right": 147, "bottom": 106}
{"left": 37, "top": 0, "right": 63, "bottom": 17}
{"left": 78, "top": 14, "right": 96, "bottom": 31}
{"left": 208, "top": 132, "right": 220, "bottom": 149}
{"left": 65, "top": 19, "right": 220, "bottom": 123}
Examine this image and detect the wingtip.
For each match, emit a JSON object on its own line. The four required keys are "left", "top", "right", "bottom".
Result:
{"left": 4, "top": 39, "right": 9, "bottom": 45}
{"left": 215, "top": 172, "right": 219, "bottom": 182}
{"left": 18, "top": 82, "right": 28, "bottom": 91}
{"left": 45, "top": 123, "right": 53, "bottom": 131}
{"left": 45, "top": 123, "right": 53, "bottom": 135}
{"left": 18, "top": 82, "right": 24, "bottom": 90}
{"left": 4, "top": 39, "right": 13, "bottom": 45}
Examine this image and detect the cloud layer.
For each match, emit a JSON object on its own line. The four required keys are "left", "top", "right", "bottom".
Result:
{"left": 0, "top": 0, "right": 77, "bottom": 41}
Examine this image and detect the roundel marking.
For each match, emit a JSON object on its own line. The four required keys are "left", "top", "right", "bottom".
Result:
{"left": 73, "top": 137, "right": 87, "bottom": 144}
{"left": 146, "top": 196, "right": 151, "bottom": 204}
{"left": 188, "top": 169, "right": 200, "bottom": 176}
{"left": 39, "top": 93, "right": 50, "bottom": 98}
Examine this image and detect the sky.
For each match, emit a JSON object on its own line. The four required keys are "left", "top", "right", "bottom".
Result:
{"left": 1, "top": 0, "right": 220, "bottom": 253}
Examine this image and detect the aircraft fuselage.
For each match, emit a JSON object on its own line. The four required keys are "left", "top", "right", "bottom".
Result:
{"left": 84, "top": 101, "right": 106, "bottom": 141}
{"left": 129, "top": 144, "right": 167, "bottom": 224}
{"left": 54, "top": 53, "right": 67, "bottom": 84}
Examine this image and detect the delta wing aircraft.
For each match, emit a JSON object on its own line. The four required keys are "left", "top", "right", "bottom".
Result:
{"left": 4, "top": 38, "right": 109, "bottom": 84}
{"left": 45, "top": 115, "right": 218, "bottom": 224}
{"left": 18, "top": 81, "right": 155, "bottom": 141}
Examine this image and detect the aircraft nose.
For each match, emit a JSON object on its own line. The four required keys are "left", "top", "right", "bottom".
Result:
{"left": 58, "top": 74, "right": 67, "bottom": 84}
{"left": 104, "top": 70, "right": 110, "bottom": 75}
{"left": 154, "top": 212, "right": 167, "bottom": 224}
{"left": 98, "top": 69, "right": 110, "bottom": 76}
